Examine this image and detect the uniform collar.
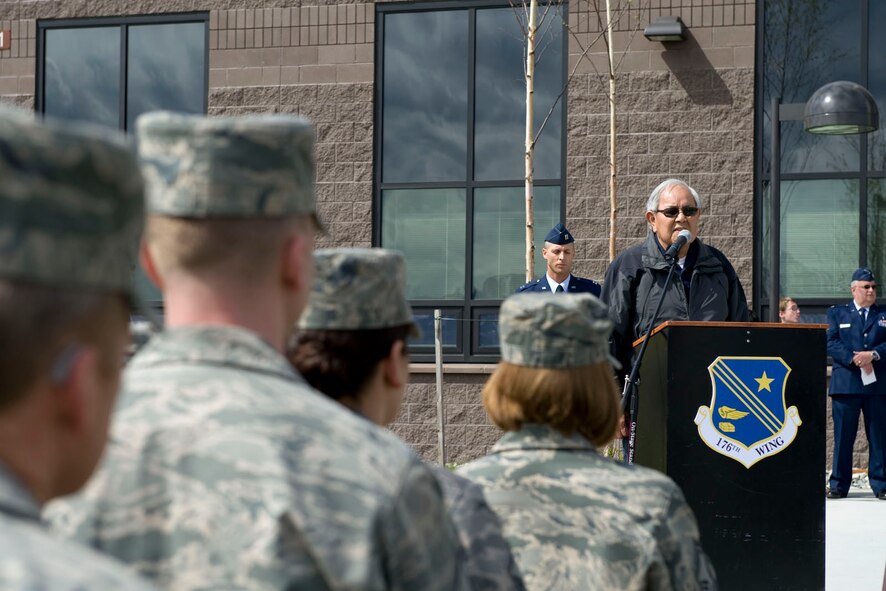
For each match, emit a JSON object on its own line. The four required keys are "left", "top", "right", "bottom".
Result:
{"left": 490, "top": 423, "right": 597, "bottom": 454}
{"left": 0, "top": 462, "right": 41, "bottom": 523}
{"left": 545, "top": 273, "right": 572, "bottom": 292}
{"left": 129, "top": 325, "right": 300, "bottom": 382}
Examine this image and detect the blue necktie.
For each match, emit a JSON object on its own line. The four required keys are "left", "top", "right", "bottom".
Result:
{"left": 862, "top": 308, "right": 868, "bottom": 323}
{"left": 556, "top": 285, "right": 564, "bottom": 293}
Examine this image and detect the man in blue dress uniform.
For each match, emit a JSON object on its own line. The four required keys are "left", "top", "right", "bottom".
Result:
{"left": 516, "top": 223, "right": 601, "bottom": 296}
{"left": 826, "top": 267, "right": 886, "bottom": 499}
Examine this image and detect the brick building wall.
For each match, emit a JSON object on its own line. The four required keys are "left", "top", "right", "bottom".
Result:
{"left": 565, "top": 0, "right": 756, "bottom": 287}
{"left": 0, "top": 0, "right": 864, "bottom": 473}
{"left": 393, "top": 0, "right": 761, "bottom": 464}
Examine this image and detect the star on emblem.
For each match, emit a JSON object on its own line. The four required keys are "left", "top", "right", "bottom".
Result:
{"left": 755, "top": 371, "right": 774, "bottom": 392}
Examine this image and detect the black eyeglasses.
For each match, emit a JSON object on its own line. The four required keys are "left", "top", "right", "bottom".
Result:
{"left": 857, "top": 284, "right": 878, "bottom": 290}
{"left": 655, "top": 206, "right": 700, "bottom": 218}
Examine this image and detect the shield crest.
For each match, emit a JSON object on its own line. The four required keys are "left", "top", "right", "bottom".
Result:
{"left": 694, "top": 356, "right": 802, "bottom": 469}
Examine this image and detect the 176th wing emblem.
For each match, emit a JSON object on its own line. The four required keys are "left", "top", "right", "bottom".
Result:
{"left": 694, "top": 356, "right": 802, "bottom": 468}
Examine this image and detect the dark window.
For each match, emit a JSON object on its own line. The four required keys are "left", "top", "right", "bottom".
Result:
{"left": 376, "top": 2, "right": 567, "bottom": 362}
{"left": 43, "top": 27, "right": 121, "bottom": 127}
{"left": 756, "top": 0, "right": 884, "bottom": 318}
{"left": 38, "top": 14, "right": 208, "bottom": 308}
{"left": 39, "top": 14, "right": 207, "bottom": 131}
{"left": 126, "top": 22, "right": 207, "bottom": 131}
{"left": 381, "top": 10, "right": 468, "bottom": 184}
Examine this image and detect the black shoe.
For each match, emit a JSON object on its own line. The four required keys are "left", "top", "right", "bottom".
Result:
{"left": 877, "top": 491, "right": 886, "bottom": 500}
{"left": 826, "top": 488, "right": 847, "bottom": 499}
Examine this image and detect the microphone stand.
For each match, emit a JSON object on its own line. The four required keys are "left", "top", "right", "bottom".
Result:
{"left": 621, "top": 252, "right": 681, "bottom": 465}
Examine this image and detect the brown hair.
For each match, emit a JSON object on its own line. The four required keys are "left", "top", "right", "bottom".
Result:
{"left": 288, "top": 325, "right": 413, "bottom": 401}
{"left": 483, "top": 361, "right": 620, "bottom": 447}
{"left": 0, "top": 282, "right": 129, "bottom": 412}
{"left": 145, "top": 215, "right": 313, "bottom": 282}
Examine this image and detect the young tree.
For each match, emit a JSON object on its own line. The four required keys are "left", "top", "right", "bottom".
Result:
{"left": 517, "top": 0, "right": 649, "bottom": 281}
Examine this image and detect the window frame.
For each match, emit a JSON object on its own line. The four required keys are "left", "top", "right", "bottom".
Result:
{"left": 374, "top": 0, "right": 568, "bottom": 363}
{"left": 753, "top": 0, "right": 880, "bottom": 321}
{"left": 36, "top": 12, "right": 210, "bottom": 132}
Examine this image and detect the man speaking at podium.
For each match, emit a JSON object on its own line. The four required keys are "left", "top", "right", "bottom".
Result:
{"left": 602, "top": 178, "right": 749, "bottom": 377}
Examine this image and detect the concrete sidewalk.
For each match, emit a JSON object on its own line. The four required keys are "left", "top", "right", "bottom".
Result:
{"left": 827, "top": 490, "right": 886, "bottom": 591}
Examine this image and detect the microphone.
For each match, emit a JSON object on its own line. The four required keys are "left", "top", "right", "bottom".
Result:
{"left": 664, "top": 229, "right": 692, "bottom": 261}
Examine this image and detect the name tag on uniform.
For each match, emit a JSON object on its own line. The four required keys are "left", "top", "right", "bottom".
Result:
{"left": 840, "top": 323, "right": 851, "bottom": 328}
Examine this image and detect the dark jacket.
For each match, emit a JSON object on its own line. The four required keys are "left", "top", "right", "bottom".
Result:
{"left": 827, "top": 302, "right": 886, "bottom": 395}
{"left": 602, "top": 233, "right": 749, "bottom": 373}
{"left": 516, "top": 274, "right": 601, "bottom": 296}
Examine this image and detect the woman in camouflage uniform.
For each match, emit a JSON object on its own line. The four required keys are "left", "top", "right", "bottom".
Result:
{"left": 289, "top": 248, "right": 525, "bottom": 591}
{"left": 457, "top": 293, "right": 717, "bottom": 591}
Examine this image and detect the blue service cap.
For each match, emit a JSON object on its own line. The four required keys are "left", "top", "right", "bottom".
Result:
{"left": 544, "top": 223, "right": 574, "bottom": 245}
{"left": 852, "top": 267, "right": 875, "bottom": 282}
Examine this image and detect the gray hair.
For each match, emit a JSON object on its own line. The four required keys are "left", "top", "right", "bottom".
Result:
{"left": 645, "top": 178, "right": 703, "bottom": 212}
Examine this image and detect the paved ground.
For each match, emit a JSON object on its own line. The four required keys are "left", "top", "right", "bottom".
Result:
{"left": 827, "top": 489, "right": 886, "bottom": 590}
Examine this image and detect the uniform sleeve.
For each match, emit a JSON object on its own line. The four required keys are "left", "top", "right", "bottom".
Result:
{"left": 601, "top": 256, "right": 635, "bottom": 378}
{"left": 827, "top": 307, "right": 854, "bottom": 368}
{"left": 379, "top": 461, "right": 471, "bottom": 591}
{"left": 653, "top": 482, "right": 719, "bottom": 591}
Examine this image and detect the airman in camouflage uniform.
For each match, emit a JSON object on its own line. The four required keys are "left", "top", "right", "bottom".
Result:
{"left": 0, "top": 107, "right": 157, "bottom": 590}
{"left": 290, "top": 248, "right": 525, "bottom": 591}
{"left": 47, "top": 112, "right": 467, "bottom": 591}
{"left": 457, "top": 293, "right": 717, "bottom": 591}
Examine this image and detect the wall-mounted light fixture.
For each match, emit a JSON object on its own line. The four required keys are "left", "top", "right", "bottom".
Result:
{"left": 643, "top": 16, "right": 687, "bottom": 42}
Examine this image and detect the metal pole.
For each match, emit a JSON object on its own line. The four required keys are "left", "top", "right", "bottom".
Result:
{"left": 434, "top": 309, "right": 446, "bottom": 465}
{"left": 769, "top": 96, "right": 782, "bottom": 322}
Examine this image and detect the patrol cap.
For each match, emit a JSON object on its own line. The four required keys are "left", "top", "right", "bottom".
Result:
{"left": 0, "top": 106, "right": 144, "bottom": 295}
{"left": 499, "top": 293, "right": 618, "bottom": 369}
{"left": 299, "top": 248, "right": 419, "bottom": 335}
{"left": 852, "top": 267, "right": 875, "bottom": 282}
{"left": 136, "top": 111, "right": 317, "bottom": 221}
{"left": 544, "top": 223, "right": 574, "bottom": 245}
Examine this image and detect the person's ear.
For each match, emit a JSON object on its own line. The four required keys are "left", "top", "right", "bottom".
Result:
{"left": 645, "top": 210, "right": 657, "bottom": 230}
{"left": 382, "top": 340, "right": 408, "bottom": 389}
{"left": 140, "top": 241, "right": 164, "bottom": 290}
{"left": 51, "top": 346, "right": 99, "bottom": 435}
{"left": 280, "top": 232, "right": 313, "bottom": 291}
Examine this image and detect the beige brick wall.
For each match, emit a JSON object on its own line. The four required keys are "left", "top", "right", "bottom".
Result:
{"left": 0, "top": 17, "right": 35, "bottom": 108}
{"left": 393, "top": 371, "right": 502, "bottom": 465}
{"left": 566, "top": 0, "right": 756, "bottom": 299}
{"left": 208, "top": 6, "right": 374, "bottom": 86}
{"left": 206, "top": 5, "right": 374, "bottom": 251}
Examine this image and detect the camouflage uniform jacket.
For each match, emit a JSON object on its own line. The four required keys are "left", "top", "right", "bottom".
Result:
{"left": 0, "top": 464, "right": 158, "bottom": 590}
{"left": 46, "top": 325, "right": 467, "bottom": 591}
{"left": 457, "top": 424, "right": 717, "bottom": 591}
{"left": 430, "top": 465, "right": 527, "bottom": 591}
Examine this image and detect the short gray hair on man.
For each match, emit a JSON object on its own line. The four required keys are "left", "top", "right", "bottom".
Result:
{"left": 645, "top": 178, "right": 703, "bottom": 213}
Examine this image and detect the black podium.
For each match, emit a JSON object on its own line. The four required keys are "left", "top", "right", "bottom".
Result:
{"left": 633, "top": 321, "right": 826, "bottom": 591}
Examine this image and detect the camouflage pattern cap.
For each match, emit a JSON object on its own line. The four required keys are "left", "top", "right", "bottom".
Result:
{"left": 499, "top": 293, "right": 617, "bottom": 369}
{"left": 299, "top": 248, "right": 418, "bottom": 335}
{"left": 0, "top": 106, "right": 144, "bottom": 294}
{"left": 137, "top": 111, "right": 316, "bottom": 219}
